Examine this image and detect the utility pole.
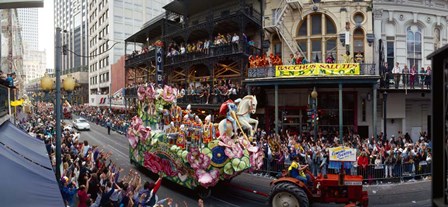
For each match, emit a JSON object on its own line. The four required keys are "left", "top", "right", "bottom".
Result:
{"left": 55, "top": 27, "right": 62, "bottom": 181}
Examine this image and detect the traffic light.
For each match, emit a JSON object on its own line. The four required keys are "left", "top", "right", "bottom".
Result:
{"left": 62, "top": 45, "right": 68, "bottom": 55}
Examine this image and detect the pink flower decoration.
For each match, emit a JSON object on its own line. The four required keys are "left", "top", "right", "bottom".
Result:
{"left": 238, "top": 137, "right": 259, "bottom": 153}
{"left": 144, "top": 152, "right": 162, "bottom": 174}
{"left": 127, "top": 128, "right": 138, "bottom": 148}
{"left": 162, "top": 85, "right": 175, "bottom": 102}
{"left": 196, "top": 169, "right": 220, "bottom": 188}
{"left": 187, "top": 147, "right": 211, "bottom": 170}
{"left": 145, "top": 85, "right": 155, "bottom": 100}
{"left": 250, "top": 150, "right": 264, "bottom": 171}
{"left": 219, "top": 135, "right": 243, "bottom": 159}
{"left": 131, "top": 116, "right": 143, "bottom": 130}
{"left": 137, "top": 86, "right": 146, "bottom": 101}
{"left": 138, "top": 125, "right": 151, "bottom": 142}
{"left": 161, "top": 159, "right": 177, "bottom": 177}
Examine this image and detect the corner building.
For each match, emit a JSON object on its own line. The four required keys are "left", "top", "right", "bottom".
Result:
{"left": 124, "top": 0, "right": 263, "bottom": 110}
{"left": 372, "top": 0, "right": 447, "bottom": 139}
{"left": 244, "top": 0, "right": 380, "bottom": 138}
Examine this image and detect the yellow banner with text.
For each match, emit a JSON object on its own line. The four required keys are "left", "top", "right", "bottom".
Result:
{"left": 275, "top": 63, "right": 360, "bottom": 77}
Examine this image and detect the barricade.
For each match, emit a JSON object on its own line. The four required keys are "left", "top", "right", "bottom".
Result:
{"left": 253, "top": 157, "right": 432, "bottom": 184}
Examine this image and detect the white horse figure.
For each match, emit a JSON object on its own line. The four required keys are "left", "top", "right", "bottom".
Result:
{"left": 236, "top": 95, "right": 258, "bottom": 137}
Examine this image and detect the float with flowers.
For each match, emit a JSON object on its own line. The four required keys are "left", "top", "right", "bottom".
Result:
{"left": 128, "top": 84, "right": 264, "bottom": 197}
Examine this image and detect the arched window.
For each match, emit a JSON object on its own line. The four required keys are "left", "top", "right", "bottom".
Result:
{"left": 407, "top": 25, "right": 422, "bottom": 69}
{"left": 296, "top": 13, "right": 337, "bottom": 62}
{"left": 353, "top": 28, "right": 365, "bottom": 61}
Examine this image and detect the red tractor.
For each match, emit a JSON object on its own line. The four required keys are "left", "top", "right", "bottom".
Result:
{"left": 269, "top": 148, "right": 368, "bottom": 207}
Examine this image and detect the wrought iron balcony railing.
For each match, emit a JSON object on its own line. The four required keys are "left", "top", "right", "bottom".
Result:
{"left": 125, "top": 41, "right": 262, "bottom": 68}
{"left": 165, "top": 41, "right": 261, "bottom": 66}
{"left": 380, "top": 73, "right": 431, "bottom": 90}
{"left": 125, "top": 49, "right": 156, "bottom": 67}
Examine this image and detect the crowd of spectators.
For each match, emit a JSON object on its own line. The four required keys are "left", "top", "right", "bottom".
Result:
{"left": 166, "top": 33, "right": 250, "bottom": 59}
{"left": 17, "top": 103, "right": 190, "bottom": 207}
{"left": 253, "top": 128, "right": 432, "bottom": 182}
{"left": 124, "top": 80, "right": 245, "bottom": 105}
{"left": 173, "top": 79, "right": 244, "bottom": 104}
{"left": 72, "top": 106, "right": 130, "bottom": 135}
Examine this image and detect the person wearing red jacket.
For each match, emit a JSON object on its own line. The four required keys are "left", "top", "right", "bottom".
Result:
{"left": 77, "top": 177, "right": 90, "bottom": 207}
{"left": 357, "top": 152, "right": 369, "bottom": 178}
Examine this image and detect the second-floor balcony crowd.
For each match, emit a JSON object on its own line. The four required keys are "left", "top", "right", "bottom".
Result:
{"left": 126, "top": 33, "right": 261, "bottom": 67}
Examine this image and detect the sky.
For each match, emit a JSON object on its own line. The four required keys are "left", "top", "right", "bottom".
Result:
{"left": 38, "top": 0, "right": 54, "bottom": 68}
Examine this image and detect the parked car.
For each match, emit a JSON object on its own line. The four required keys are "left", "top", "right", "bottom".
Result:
{"left": 73, "top": 118, "right": 90, "bottom": 131}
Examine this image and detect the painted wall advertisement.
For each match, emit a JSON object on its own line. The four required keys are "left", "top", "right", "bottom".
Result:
{"left": 329, "top": 147, "right": 357, "bottom": 162}
{"left": 275, "top": 63, "right": 360, "bottom": 77}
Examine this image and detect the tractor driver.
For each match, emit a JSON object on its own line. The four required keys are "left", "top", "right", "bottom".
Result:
{"left": 289, "top": 156, "right": 311, "bottom": 185}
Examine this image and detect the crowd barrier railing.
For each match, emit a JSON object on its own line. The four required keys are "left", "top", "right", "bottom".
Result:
{"left": 254, "top": 158, "right": 431, "bottom": 184}
{"left": 78, "top": 114, "right": 129, "bottom": 135}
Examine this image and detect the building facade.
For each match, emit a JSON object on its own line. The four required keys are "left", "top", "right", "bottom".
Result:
{"left": 54, "top": 0, "right": 89, "bottom": 73}
{"left": 17, "top": 8, "right": 38, "bottom": 50}
{"left": 252, "top": 0, "right": 379, "bottom": 138}
{"left": 264, "top": 0, "right": 375, "bottom": 65}
{"left": 88, "top": 0, "right": 171, "bottom": 103}
{"left": 18, "top": 8, "right": 47, "bottom": 85}
{"left": 124, "top": 0, "right": 263, "bottom": 111}
{"left": 22, "top": 48, "right": 46, "bottom": 84}
{"left": 372, "top": 0, "right": 447, "bottom": 139}
{"left": 54, "top": 0, "right": 90, "bottom": 105}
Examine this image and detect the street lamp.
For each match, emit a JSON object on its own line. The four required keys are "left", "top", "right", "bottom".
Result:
{"left": 383, "top": 91, "right": 387, "bottom": 142}
{"left": 40, "top": 73, "right": 54, "bottom": 102}
{"left": 62, "top": 74, "right": 76, "bottom": 104}
{"left": 311, "top": 87, "right": 318, "bottom": 140}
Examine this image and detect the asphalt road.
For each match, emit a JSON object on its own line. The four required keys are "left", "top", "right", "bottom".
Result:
{"left": 72, "top": 117, "right": 431, "bottom": 207}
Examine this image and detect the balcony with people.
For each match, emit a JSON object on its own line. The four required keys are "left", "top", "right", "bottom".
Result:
{"left": 164, "top": 31, "right": 262, "bottom": 67}
{"left": 379, "top": 62, "right": 431, "bottom": 91}
{"left": 246, "top": 52, "right": 377, "bottom": 80}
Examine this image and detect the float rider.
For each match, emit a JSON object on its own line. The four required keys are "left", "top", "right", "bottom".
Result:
{"left": 226, "top": 100, "right": 238, "bottom": 136}
{"left": 289, "top": 156, "right": 312, "bottom": 186}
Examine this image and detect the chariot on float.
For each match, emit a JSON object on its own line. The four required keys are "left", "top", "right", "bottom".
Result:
{"left": 127, "top": 84, "right": 263, "bottom": 197}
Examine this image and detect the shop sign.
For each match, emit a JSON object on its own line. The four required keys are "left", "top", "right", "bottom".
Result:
{"left": 329, "top": 147, "right": 357, "bottom": 162}
{"left": 156, "top": 47, "right": 164, "bottom": 85}
{"left": 275, "top": 63, "right": 360, "bottom": 77}
{"left": 111, "top": 98, "right": 124, "bottom": 106}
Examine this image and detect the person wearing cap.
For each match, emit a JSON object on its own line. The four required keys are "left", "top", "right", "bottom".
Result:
{"left": 392, "top": 62, "right": 401, "bottom": 89}
{"left": 60, "top": 176, "right": 77, "bottom": 207}
{"left": 288, "top": 156, "right": 310, "bottom": 185}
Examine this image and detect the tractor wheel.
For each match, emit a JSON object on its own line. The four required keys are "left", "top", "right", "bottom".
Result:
{"left": 269, "top": 182, "right": 309, "bottom": 207}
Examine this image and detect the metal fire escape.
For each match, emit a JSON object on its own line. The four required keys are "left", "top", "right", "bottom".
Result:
{"left": 265, "top": 0, "right": 306, "bottom": 59}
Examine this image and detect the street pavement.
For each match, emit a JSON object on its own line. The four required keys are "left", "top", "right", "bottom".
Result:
{"left": 73, "top": 117, "right": 431, "bottom": 207}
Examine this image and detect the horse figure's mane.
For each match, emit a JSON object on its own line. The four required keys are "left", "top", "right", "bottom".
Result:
{"left": 242, "top": 95, "right": 253, "bottom": 100}
{"left": 237, "top": 95, "right": 256, "bottom": 115}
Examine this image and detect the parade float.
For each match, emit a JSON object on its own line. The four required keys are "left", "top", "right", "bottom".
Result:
{"left": 63, "top": 100, "right": 72, "bottom": 119}
{"left": 128, "top": 84, "right": 264, "bottom": 197}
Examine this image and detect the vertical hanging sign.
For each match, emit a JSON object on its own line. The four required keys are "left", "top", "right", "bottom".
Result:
{"left": 156, "top": 46, "right": 164, "bottom": 86}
